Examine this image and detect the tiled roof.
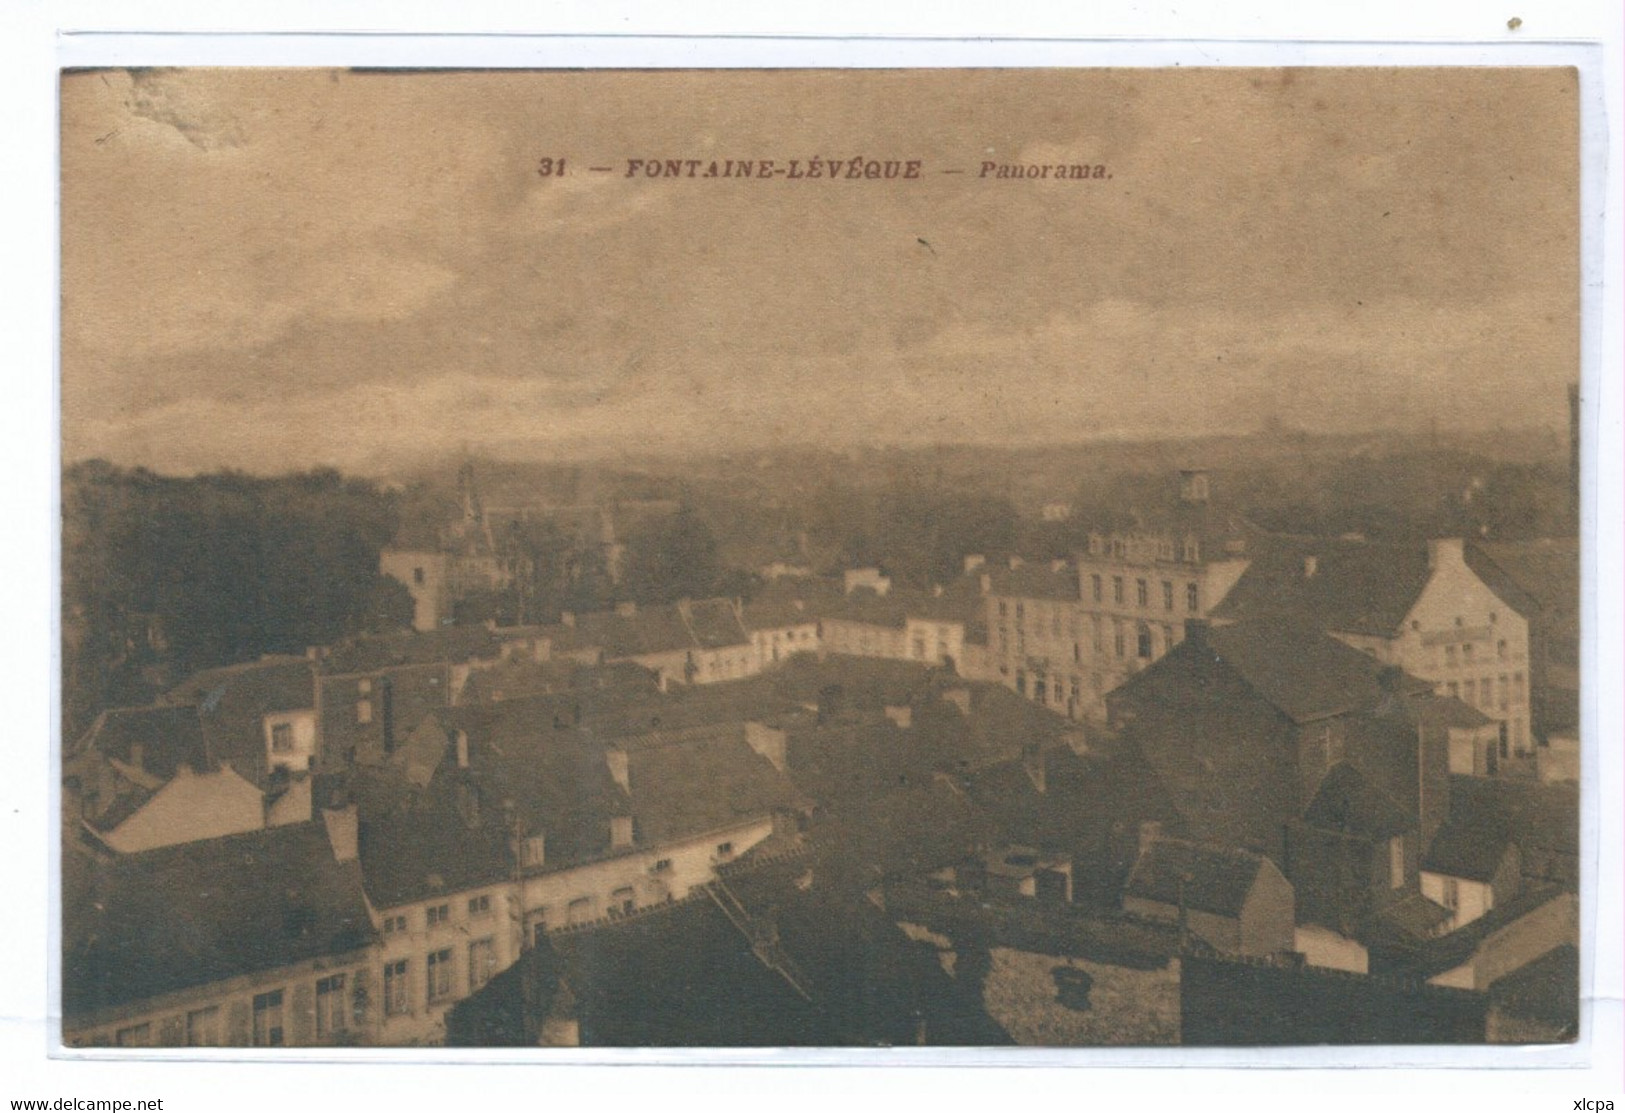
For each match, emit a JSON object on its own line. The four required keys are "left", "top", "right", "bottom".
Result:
{"left": 62, "top": 823, "right": 375, "bottom": 1017}
{"left": 1423, "top": 792, "right": 1516, "bottom": 882}
{"left": 1124, "top": 838, "right": 1266, "bottom": 918}
{"left": 165, "top": 659, "right": 316, "bottom": 788}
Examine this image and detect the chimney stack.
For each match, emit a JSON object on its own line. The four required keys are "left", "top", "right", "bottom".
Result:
{"left": 1426, "top": 538, "right": 1464, "bottom": 571}
{"left": 963, "top": 554, "right": 987, "bottom": 574}
{"left": 606, "top": 748, "right": 630, "bottom": 793}
{"left": 1303, "top": 554, "right": 1319, "bottom": 579}
{"left": 454, "top": 729, "right": 469, "bottom": 769}
{"left": 1022, "top": 743, "right": 1047, "bottom": 795}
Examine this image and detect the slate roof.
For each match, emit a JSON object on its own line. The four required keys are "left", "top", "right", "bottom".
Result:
{"left": 624, "top": 728, "right": 802, "bottom": 844}
{"left": 71, "top": 704, "right": 211, "bottom": 778}
{"left": 987, "top": 563, "right": 1080, "bottom": 603}
{"left": 1442, "top": 775, "right": 1578, "bottom": 889}
{"left": 62, "top": 823, "right": 375, "bottom": 1018}
{"left": 164, "top": 658, "right": 316, "bottom": 787}
{"left": 1303, "top": 763, "right": 1413, "bottom": 840}
{"left": 1423, "top": 795, "right": 1516, "bottom": 882}
{"left": 1124, "top": 838, "right": 1267, "bottom": 918}
{"left": 322, "top": 628, "right": 503, "bottom": 674}
{"left": 682, "top": 598, "right": 752, "bottom": 650}
{"left": 1117, "top": 621, "right": 1434, "bottom": 726}
{"left": 1209, "top": 538, "right": 1437, "bottom": 637}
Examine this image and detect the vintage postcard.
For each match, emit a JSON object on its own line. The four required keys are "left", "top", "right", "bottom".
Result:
{"left": 59, "top": 66, "right": 1582, "bottom": 1052}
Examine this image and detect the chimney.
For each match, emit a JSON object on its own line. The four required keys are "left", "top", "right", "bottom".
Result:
{"left": 1137, "top": 819, "right": 1164, "bottom": 857}
{"left": 605, "top": 748, "right": 630, "bottom": 793}
{"left": 457, "top": 782, "right": 481, "bottom": 828}
{"left": 1426, "top": 538, "right": 1464, "bottom": 571}
{"left": 1051, "top": 559, "right": 1067, "bottom": 573}
{"left": 560, "top": 611, "right": 576, "bottom": 629}
{"left": 963, "top": 554, "right": 986, "bottom": 574}
{"left": 1007, "top": 555, "right": 1024, "bottom": 570}
{"left": 1178, "top": 469, "right": 1211, "bottom": 504}
{"left": 885, "top": 704, "right": 913, "bottom": 729}
{"left": 616, "top": 600, "right": 638, "bottom": 618}
{"left": 610, "top": 814, "right": 634, "bottom": 850}
{"left": 1183, "top": 618, "right": 1210, "bottom": 647}
{"left": 454, "top": 729, "right": 469, "bottom": 769}
{"left": 322, "top": 805, "right": 359, "bottom": 862}
{"left": 1303, "top": 554, "right": 1319, "bottom": 579}
{"left": 1022, "top": 743, "right": 1047, "bottom": 794}
{"left": 979, "top": 572, "right": 992, "bottom": 595}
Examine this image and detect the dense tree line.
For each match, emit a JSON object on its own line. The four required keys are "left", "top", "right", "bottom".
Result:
{"left": 62, "top": 461, "right": 414, "bottom": 738}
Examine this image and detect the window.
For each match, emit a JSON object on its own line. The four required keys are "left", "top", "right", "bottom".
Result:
{"left": 1034, "top": 678, "right": 1048, "bottom": 704}
{"left": 427, "top": 948, "right": 454, "bottom": 1003}
{"left": 612, "top": 887, "right": 636, "bottom": 916}
{"left": 652, "top": 858, "right": 673, "bottom": 874}
{"left": 1112, "top": 577, "right": 1124, "bottom": 605}
{"left": 357, "top": 699, "right": 373, "bottom": 725}
{"left": 1462, "top": 679, "right": 1475, "bottom": 705}
{"left": 185, "top": 1006, "right": 220, "bottom": 1047}
{"left": 252, "top": 990, "right": 285, "bottom": 1047}
{"left": 468, "top": 939, "right": 496, "bottom": 992}
{"left": 522, "top": 835, "right": 546, "bottom": 867}
{"left": 1186, "top": 583, "right": 1200, "bottom": 613}
{"left": 1113, "top": 622, "right": 1126, "bottom": 659}
{"left": 384, "top": 960, "right": 409, "bottom": 1016}
{"left": 382, "top": 914, "right": 406, "bottom": 935}
{"left": 1014, "top": 602, "right": 1024, "bottom": 625}
{"left": 1445, "top": 645, "right": 1457, "bottom": 667}
{"left": 115, "top": 1023, "right": 151, "bottom": 1047}
{"left": 1498, "top": 675, "right": 1509, "bottom": 710}
{"left": 1447, "top": 681, "right": 1459, "bottom": 699}
{"left": 1497, "top": 639, "right": 1508, "bottom": 660}
{"left": 1136, "top": 624, "right": 1153, "bottom": 659}
{"left": 1463, "top": 643, "right": 1475, "bottom": 663}
{"left": 1513, "top": 672, "right": 1525, "bottom": 706}
{"left": 1073, "top": 642, "right": 1082, "bottom": 664}
{"left": 1136, "top": 579, "right": 1149, "bottom": 607}
{"left": 997, "top": 600, "right": 1007, "bottom": 618}
{"left": 716, "top": 841, "right": 734, "bottom": 859}
{"left": 1388, "top": 837, "right": 1405, "bottom": 889}
{"left": 1016, "top": 671, "right": 1027, "bottom": 696}
{"left": 1162, "top": 581, "right": 1174, "bottom": 611}
{"left": 1091, "top": 616, "right": 1103, "bottom": 653}
{"left": 1441, "top": 877, "right": 1460, "bottom": 911}
{"left": 1091, "top": 574, "right": 1103, "bottom": 603}
{"left": 270, "top": 723, "right": 294, "bottom": 754}
{"left": 468, "top": 894, "right": 492, "bottom": 917}
{"left": 413, "top": 567, "right": 425, "bottom": 585}
{"left": 426, "top": 903, "right": 450, "bottom": 929}
{"left": 1070, "top": 677, "right": 1081, "bottom": 705}
{"left": 315, "top": 974, "right": 347, "bottom": 1039}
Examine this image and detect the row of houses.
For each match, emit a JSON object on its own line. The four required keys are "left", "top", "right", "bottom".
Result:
{"left": 64, "top": 677, "right": 808, "bottom": 1047}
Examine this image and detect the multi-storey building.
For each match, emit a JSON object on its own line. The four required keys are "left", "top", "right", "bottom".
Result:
{"left": 985, "top": 469, "right": 1252, "bottom": 720}
{"left": 1211, "top": 537, "right": 1535, "bottom": 758}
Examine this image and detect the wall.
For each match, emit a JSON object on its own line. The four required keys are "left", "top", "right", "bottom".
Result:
{"left": 1392, "top": 545, "right": 1533, "bottom": 754}
{"left": 1239, "top": 860, "right": 1297, "bottom": 957}
{"left": 1421, "top": 870, "right": 1496, "bottom": 935}
{"left": 264, "top": 708, "right": 318, "bottom": 774}
{"left": 380, "top": 550, "right": 448, "bottom": 634}
{"left": 373, "top": 883, "right": 515, "bottom": 1046}
{"left": 66, "top": 952, "right": 375, "bottom": 1049}
{"left": 319, "top": 664, "right": 451, "bottom": 768}
{"left": 100, "top": 766, "right": 264, "bottom": 853}
{"left": 1294, "top": 925, "right": 1369, "bottom": 974}
{"left": 1428, "top": 891, "right": 1577, "bottom": 992}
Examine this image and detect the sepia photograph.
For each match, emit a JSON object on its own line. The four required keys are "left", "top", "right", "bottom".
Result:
{"left": 58, "top": 65, "right": 1584, "bottom": 1051}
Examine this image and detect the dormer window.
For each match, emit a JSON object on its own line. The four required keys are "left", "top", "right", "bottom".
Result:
{"left": 270, "top": 723, "right": 293, "bottom": 754}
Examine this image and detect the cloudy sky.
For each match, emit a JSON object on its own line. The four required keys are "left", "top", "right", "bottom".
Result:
{"left": 60, "top": 67, "right": 1578, "bottom": 475}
